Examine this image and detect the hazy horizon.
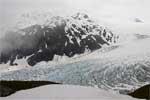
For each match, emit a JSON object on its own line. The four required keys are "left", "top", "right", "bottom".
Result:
{"left": 0, "top": 0, "right": 150, "bottom": 34}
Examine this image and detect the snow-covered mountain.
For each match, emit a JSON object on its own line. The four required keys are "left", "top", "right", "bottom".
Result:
{"left": 1, "top": 12, "right": 150, "bottom": 99}
{"left": 0, "top": 12, "right": 118, "bottom": 66}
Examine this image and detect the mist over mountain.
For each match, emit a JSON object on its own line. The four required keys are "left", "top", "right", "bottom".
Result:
{"left": 0, "top": 13, "right": 118, "bottom": 66}
{"left": 1, "top": 0, "right": 150, "bottom": 99}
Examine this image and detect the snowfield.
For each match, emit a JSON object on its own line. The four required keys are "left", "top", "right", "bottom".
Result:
{"left": 1, "top": 0, "right": 150, "bottom": 99}
{"left": 0, "top": 85, "right": 139, "bottom": 100}
{"left": 1, "top": 35, "right": 150, "bottom": 95}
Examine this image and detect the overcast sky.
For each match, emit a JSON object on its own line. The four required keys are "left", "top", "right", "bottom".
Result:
{"left": 0, "top": 0, "right": 150, "bottom": 33}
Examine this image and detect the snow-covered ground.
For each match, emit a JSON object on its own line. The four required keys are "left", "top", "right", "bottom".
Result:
{"left": 0, "top": 85, "right": 139, "bottom": 100}
{"left": 0, "top": 58, "right": 30, "bottom": 73}
{"left": 0, "top": 0, "right": 150, "bottom": 99}
{"left": 1, "top": 34, "right": 150, "bottom": 95}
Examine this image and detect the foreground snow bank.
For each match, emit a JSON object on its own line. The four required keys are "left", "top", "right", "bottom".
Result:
{"left": 0, "top": 85, "right": 138, "bottom": 100}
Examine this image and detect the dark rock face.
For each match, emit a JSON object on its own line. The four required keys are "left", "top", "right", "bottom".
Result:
{"left": 0, "top": 81, "right": 59, "bottom": 97}
{"left": 0, "top": 13, "right": 118, "bottom": 66}
{"left": 134, "top": 18, "right": 143, "bottom": 23}
{"left": 128, "top": 84, "right": 150, "bottom": 100}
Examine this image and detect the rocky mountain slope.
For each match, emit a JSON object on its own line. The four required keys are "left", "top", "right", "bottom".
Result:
{"left": 0, "top": 13, "right": 118, "bottom": 66}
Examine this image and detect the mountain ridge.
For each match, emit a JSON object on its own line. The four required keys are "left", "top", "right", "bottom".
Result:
{"left": 0, "top": 13, "right": 118, "bottom": 66}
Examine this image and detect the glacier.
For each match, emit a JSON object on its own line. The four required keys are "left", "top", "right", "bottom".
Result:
{"left": 1, "top": 35, "right": 150, "bottom": 95}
